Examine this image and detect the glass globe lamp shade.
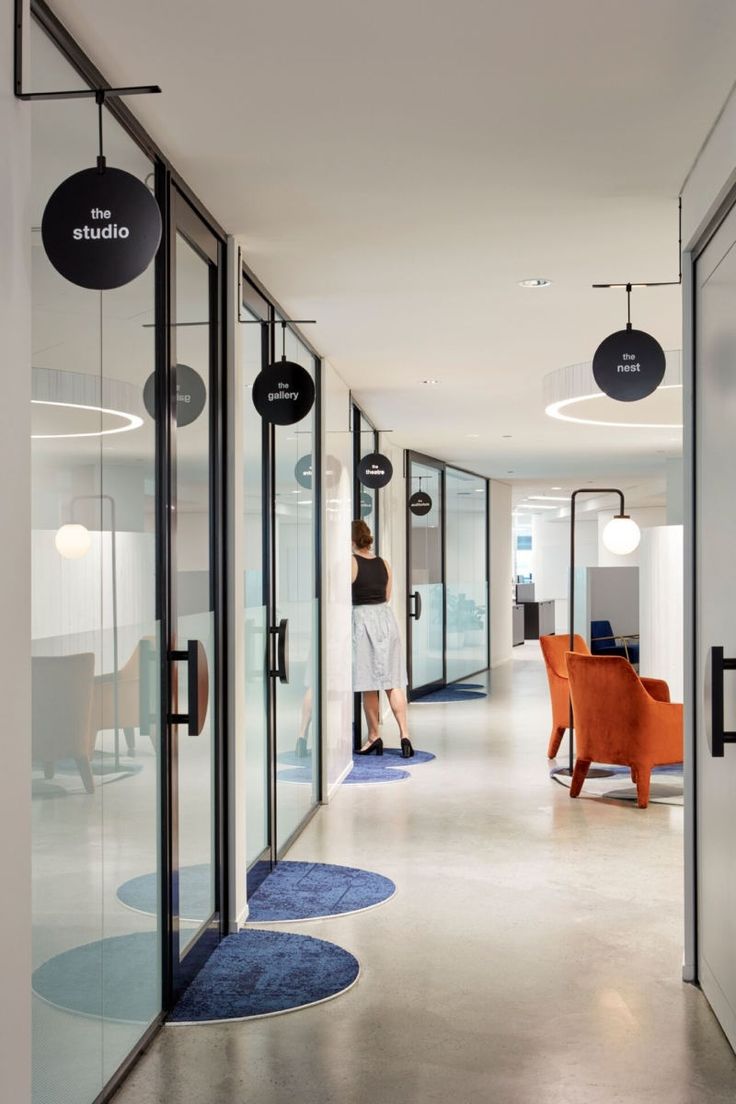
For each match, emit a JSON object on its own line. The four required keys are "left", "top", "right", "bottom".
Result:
{"left": 602, "top": 515, "right": 640, "bottom": 556}
{"left": 55, "top": 523, "right": 92, "bottom": 560}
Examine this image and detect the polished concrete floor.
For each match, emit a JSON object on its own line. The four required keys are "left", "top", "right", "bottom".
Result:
{"left": 113, "top": 645, "right": 736, "bottom": 1104}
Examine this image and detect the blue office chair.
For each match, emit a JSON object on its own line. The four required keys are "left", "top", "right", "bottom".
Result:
{"left": 590, "top": 619, "right": 640, "bottom": 665}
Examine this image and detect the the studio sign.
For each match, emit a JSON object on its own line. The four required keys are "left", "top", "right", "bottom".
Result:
{"left": 592, "top": 327, "right": 666, "bottom": 402}
{"left": 42, "top": 166, "right": 162, "bottom": 290}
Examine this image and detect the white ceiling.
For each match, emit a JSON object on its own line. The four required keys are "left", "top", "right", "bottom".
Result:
{"left": 47, "top": 0, "right": 736, "bottom": 486}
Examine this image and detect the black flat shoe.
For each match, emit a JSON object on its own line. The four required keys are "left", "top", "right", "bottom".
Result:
{"left": 296, "top": 736, "right": 309, "bottom": 759}
{"left": 401, "top": 737, "right": 414, "bottom": 759}
{"left": 356, "top": 738, "right": 383, "bottom": 756}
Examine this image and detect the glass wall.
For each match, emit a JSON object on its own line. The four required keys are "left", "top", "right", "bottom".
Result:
{"left": 241, "top": 302, "right": 270, "bottom": 869}
{"left": 408, "top": 458, "right": 445, "bottom": 692}
{"left": 31, "top": 21, "right": 160, "bottom": 1104}
{"left": 274, "top": 325, "right": 320, "bottom": 852}
{"left": 445, "top": 468, "right": 489, "bottom": 682}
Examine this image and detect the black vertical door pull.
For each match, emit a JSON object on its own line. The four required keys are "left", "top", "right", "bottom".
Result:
{"left": 706, "top": 645, "right": 736, "bottom": 757}
{"left": 409, "top": 591, "right": 422, "bottom": 620}
{"left": 270, "top": 618, "right": 289, "bottom": 683}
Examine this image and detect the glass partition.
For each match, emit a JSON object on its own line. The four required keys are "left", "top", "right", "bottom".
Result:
{"left": 445, "top": 468, "right": 489, "bottom": 681}
{"left": 407, "top": 457, "right": 445, "bottom": 694}
{"left": 274, "top": 326, "right": 320, "bottom": 852}
{"left": 31, "top": 21, "right": 161, "bottom": 1104}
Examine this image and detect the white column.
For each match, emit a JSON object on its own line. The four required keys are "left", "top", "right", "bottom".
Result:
{"left": 0, "top": 1, "right": 32, "bottom": 1096}
{"left": 489, "top": 480, "right": 512, "bottom": 667}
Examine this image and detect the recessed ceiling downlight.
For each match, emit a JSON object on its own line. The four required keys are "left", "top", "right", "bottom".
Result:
{"left": 518, "top": 278, "right": 551, "bottom": 288}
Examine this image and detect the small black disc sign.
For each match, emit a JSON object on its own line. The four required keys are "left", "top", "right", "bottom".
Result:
{"left": 360, "top": 491, "right": 373, "bottom": 518}
{"left": 592, "top": 328, "right": 666, "bottom": 402}
{"left": 252, "top": 360, "right": 315, "bottom": 425}
{"left": 295, "top": 454, "right": 313, "bottom": 489}
{"left": 143, "top": 364, "right": 207, "bottom": 427}
{"left": 358, "top": 452, "right": 393, "bottom": 489}
{"left": 409, "top": 491, "right": 433, "bottom": 516}
{"left": 42, "top": 166, "right": 162, "bottom": 290}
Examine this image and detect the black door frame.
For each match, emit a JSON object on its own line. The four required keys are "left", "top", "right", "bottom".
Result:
{"left": 241, "top": 270, "right": 324, "bottom": 877}
{"left": 405, "top": 450, "right": 491, "bottom": 700}
{"left": 162, "top": 188, "right": 229, "bottom": 1000}
{"left": 351, "top": 402, "right": 380, "bottom": 749}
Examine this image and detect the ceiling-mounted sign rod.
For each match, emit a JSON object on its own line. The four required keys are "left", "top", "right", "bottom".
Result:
{"left": 591, "top": 198, "right": 682, "bottom": 289}
{"left": 13, "top": 0, "right": 160, "bottom": 101}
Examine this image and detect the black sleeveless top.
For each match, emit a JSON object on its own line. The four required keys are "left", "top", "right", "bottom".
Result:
{"left": 352, "top": 555, "right": 388, "bottom": 606}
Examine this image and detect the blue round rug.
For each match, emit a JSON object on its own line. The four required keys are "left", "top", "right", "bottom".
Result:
{"left": 118, "top": 861, "right": 395, "bottom": 923}
{"left": 33, "top": 930, "right": 359, "bottom": 1024}
{"left": 412, "top": 687, "right": 486, "bottom": 703}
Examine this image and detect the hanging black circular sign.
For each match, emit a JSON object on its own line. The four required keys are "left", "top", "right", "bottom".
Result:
{"left": 295, "top": 454, "right": 313, "bottom": 489}
{"left": 41, "top": 166, "right": 162, "bottom": 290}
{"left": 357, "top": 452, "right": 393, "bottom": 489}
{"left": 252, "top": 361, "right": 315, "bottom": 425}
{"left": 360, "top": 491, "right": 373, "bottom": 518}
{"left": 143, "top": 364, "right": 207, "bottom": 427}
{"left": 592, "top": 328, "right": 666, "bottom": 402}
{"left": 409, "top": 491, "right": 433, "bottom": 516}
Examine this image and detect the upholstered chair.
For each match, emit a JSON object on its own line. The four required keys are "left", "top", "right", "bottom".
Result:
{"left": 32, "top": 653, "right": 96, "bottom": 793}
{"left": 540, "top": 633, "right": 590, "bottom": 759}
{"left": 566, "top": 652, "right": 682, "bottom": 809}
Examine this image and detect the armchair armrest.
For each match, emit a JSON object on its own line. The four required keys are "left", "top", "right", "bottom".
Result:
{"left": 641, "top": 677, "right": 670, "bottom": 703}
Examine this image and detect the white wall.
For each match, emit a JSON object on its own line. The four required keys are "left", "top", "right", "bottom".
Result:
{"left": 1, "top": 3, "right": 32, "bottom": 1094}
{"left": 321, "top": 365, "right": 353, "bottom": 795}
{"left": 489, "top": 480, "right": 513, "bottom": 667}
{"left": 532, "top": 515, "right": 597, "bottom": 634}
{"left": 639, "top": 525, "right": 684, "bottom": 701}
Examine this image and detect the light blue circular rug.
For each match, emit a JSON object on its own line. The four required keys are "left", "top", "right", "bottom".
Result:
{"left": 33, "top": 929, "right": 360, "bottom": 1023}
{"left": 117, "top": 861, "right": 396, "bottom": 923}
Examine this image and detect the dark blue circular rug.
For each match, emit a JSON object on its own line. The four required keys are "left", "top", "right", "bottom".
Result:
{"left": 380, "top": 748, "right": 435, "bottom": 765}
{"left": 33, "top": 930, "right": 359, "bottom": 1023}
{"left": 412, "top": 686, "right": 486, "bottom": 703}
{"left": 117, "top": 861, "right": 395, "bottom": 923}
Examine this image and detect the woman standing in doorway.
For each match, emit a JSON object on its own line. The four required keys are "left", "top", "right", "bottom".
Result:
{"left": 352, "top": 519, "right": 414, "bottom": 758}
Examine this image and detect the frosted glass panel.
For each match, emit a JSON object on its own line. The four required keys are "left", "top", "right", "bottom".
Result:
{"left": 409, "top": 460, "right": 444, "bottom": 690}
{"left": 445, "top": 468, "right": 488, "bottom": 682}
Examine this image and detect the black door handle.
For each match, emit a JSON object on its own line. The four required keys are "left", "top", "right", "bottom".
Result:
{"left": 706, "top": 645, "right": 736, "bottom": 757}
{"left": 409, "top": 591, "right": 422, "bottom": 620}
{"left": 169, "top": 640, "right": 209, "bottom": 736}
{"left": 270, "top": 618, "right": 289, "bottom": 683}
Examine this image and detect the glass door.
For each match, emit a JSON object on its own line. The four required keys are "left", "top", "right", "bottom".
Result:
{"left": 406, "top": 454, "right": 445, "bottom": 697}
{"left": 352, "top": 405, "right": 379, "bottom": 748}
{"left": 166, "top": 190, "right": 225, "bottom": 991}
{"left": 272, "top": 323, "right": 321, "bottom": 855}
{"left": 445, "top": 467, "right": 490, "bottom": 682}
{"left": 694, "top": 202, "right": 736, "bottom": 1051}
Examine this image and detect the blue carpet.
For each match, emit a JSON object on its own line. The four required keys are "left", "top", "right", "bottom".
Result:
{"left": 118, "top": 861, "right": 395, "bottom": 923}
{"left": 170, "top": 930, "right": 359, "bottom": 1022}
{"left": 33, "top": 930, "right": 359, "bottom": 1023}
{"left": 248, "top": 862, "right": 395, "bottom": 921}
{"left": 413, "top": 687, "right": 487, "bottom": 703}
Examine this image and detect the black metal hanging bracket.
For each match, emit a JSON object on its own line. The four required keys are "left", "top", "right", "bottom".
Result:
{"left": 591, "top": 198, "right": 683, "bottom": 293}
{"left": 14, "top": 0, "right": 161, "bottom": 101}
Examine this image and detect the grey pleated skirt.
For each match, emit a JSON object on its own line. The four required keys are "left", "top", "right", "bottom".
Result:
{"left": 352, "top": 603, "right": 407, "bottom": 692}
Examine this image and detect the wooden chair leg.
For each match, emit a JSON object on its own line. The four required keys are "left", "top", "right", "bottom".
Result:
{"left": 547, "top": 725, "right": 566, "bottom": 759}
{"left": 570, "top": 758, "right": 592, "bottom": 798}
{"left": 635, "top": 766, "right": 651, "bottom": 809}
{"left": 75, "top": 756, "right": 95, "bottom": 794}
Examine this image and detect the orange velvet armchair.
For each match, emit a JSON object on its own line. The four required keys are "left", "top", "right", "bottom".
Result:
{"left": 566, "top": 652, "right": 682, "bottom": 809}
{"left": 540, "top": 634, "right": 590, "bottom": 759}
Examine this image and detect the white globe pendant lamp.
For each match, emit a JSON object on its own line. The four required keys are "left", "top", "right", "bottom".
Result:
{"left": 602, "top": 514, "right": 641, "bottom": 556}
{"left": 55, "top": 522, "right": 92, "bottom": 559}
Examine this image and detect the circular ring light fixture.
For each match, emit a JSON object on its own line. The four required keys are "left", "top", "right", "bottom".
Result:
{"left": 31, "top": 367, "right": 144, "bottom": 439}
{"left": 544, "top": 350, "right": 682, "bottom": 429}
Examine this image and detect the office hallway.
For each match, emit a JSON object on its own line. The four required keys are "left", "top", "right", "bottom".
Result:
{"left": 113, "top": 645, "right": 736, "bottom": 1104}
